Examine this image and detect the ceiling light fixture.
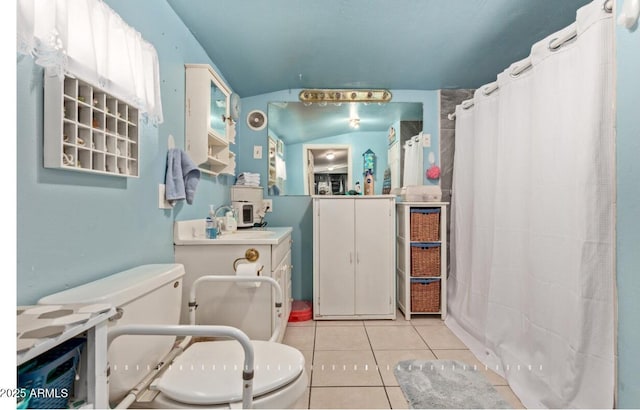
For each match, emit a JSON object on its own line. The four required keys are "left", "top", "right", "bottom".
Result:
{"left": 349, "top": 118, "right": 360, "bottom": 129}
{"left": 299, "top": 89, "right": 392, "bottom": 103}
{"left": 326, "top": 152, "right": 335, "bottom": 160}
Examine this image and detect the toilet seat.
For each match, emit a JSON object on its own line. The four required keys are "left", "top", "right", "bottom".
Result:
{"left": 152, "top": 340, "right": 305, "bottom": 406}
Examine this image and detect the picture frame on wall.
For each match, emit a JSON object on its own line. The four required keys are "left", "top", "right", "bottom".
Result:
{"left": 277, "top": 139, "right": 284, "bottom": 155}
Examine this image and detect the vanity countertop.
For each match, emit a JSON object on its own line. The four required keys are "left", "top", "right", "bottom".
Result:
{"left": 174, "top": 219, "right": 292, "bottom": 245}
{"left": 312, "top": 195, "right": 396, "bottom": 199}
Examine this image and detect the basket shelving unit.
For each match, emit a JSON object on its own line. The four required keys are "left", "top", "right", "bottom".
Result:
{"left": 44, "top": 70, "right": 140, "bottom": 177}
{"left": 396, "top": 202, "right": 448, "bottom": 320}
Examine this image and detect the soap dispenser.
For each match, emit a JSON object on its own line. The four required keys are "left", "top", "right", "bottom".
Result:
{"left": 206, "top": 205, "right": 218, "bottom": 238}
{"left": 225, "top": 211, "right": 237, "bottom": 232}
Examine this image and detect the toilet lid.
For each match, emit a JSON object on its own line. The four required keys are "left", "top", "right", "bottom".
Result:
{"left": 153, "top": 340, "right": 305, "bottom": 405}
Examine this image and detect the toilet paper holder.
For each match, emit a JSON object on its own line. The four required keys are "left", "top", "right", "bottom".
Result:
{"left": 233, "top": 248, "right": 264, "bottom": 275}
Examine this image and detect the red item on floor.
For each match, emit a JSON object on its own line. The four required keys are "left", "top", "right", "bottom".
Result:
{"left": 288, "top": 300, "right": 313, "bottom": 322}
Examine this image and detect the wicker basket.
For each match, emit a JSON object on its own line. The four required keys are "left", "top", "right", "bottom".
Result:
{"left": 411, "top": 278, "right": 441, "bottom": 312}
{"left": 410, "top": 209, "right": 440, "bottom": 242}
{"left": 411, "top": 243, "right": 441, "bottom": 277}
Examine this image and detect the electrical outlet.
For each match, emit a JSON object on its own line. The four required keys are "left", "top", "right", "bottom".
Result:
{"left": 422, "top": 133, "right": 431, "bottom": 148}
{"left": 158, "top": 184, "right": 173, "bottom": 209}
{"left": 263, "top": 199, "right": 273, "bottom": 212}
{"left": 253, "top": 145, "right": 263, "bottom": 159}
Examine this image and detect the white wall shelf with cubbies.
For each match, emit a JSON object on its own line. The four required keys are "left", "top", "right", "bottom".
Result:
{"left": 44, "top": 71, "right": 140, "bottom": 177}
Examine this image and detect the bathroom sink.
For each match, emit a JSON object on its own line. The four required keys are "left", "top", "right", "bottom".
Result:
{"left": 174, "top": 220, "right": 291, "bottom": 245}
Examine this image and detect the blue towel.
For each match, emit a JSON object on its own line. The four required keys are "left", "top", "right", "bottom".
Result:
{"left": 165, "top": 148, "right": 200, "bottom": 205}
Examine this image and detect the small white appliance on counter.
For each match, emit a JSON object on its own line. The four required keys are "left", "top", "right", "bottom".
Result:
{"left": 231, "top": 185, "right": 265, "bottom": 227}
{"left": 232, "top": 201, "right": 254, "bottom": 228}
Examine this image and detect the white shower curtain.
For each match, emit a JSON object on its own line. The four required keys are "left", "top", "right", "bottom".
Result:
{"left": 447, "top": 1, "right": 614, "bottom": 408}
{"left": 402, "top": 134, "right": 424, "bottom": 187}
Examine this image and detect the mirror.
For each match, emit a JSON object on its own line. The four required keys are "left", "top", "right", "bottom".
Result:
{"left": 209, "top": 80, "right": 227, "bottom": 136}
{"left": 267, "top": 102, "right": 423, "bottom": 196}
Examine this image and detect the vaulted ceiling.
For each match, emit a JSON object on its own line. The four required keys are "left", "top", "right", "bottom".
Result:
{"left": 167, "top": 0, "right": 591, "bottom": 97}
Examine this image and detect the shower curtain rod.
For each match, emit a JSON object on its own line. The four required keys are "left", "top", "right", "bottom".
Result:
{"left": 448, "top": 100, "right": 475, "bottom": 120}
{"left": 482, "top": 83, "right": 499, "bottom": 96}
{"left": 403, "top": 133, "right": 423, "bottom": 147}
{"left": 549, "top": 30, "right": 578, "bottom": 50}
{"left": 549, "top": 0, "right": 612, "bottom": 49}
{"left": 447, "top": 0, "right": 612, "bottom": 121}
{"left": 510, "top": 59, "right": 533, "bottom": 77}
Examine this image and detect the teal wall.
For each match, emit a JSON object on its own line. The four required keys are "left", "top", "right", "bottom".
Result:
{"left": 16, "top": 0, "right": 233, "bottom": 304}
{"left": 236, "top": 90, "right": 438, "bottom": 301}
{"left": 615, "top": 6, "right": 640, "bottom": 407}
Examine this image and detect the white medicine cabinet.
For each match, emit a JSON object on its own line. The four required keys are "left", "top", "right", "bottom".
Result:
{"left": 44, "top": 71, "right": 140, "bottom": 177}
{"left": 184, "top": 64, "right": 236, "bottom": 176}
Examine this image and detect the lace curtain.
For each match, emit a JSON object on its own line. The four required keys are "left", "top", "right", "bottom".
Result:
{"left": 17, "top": 0, "right": 163, "bottom": 125}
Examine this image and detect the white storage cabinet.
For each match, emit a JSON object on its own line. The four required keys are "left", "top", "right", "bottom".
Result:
{"left": 313, "top": 196, "right": 396, "bottom": 319}
{"left": 44, "top": 71, "right": 140, "bottom": 177}
{"left": 396, "top": 202, "right": 448, "bottom": 320}
{"left": 184, "top": 64, "right": 236, "bottom": 176}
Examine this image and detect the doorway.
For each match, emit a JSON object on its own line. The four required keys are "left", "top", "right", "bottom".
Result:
{"left": 302, "top": 145, "right": 352, "bottom": 195}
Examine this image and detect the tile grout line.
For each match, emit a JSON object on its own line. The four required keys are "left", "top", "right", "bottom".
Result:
{"left": 411, "top": 321, "right": 439, "bottom": 358}
{"left": 363, "top": 321, "right": 393, "bottom": 409}
{"left": 307, "top": 321, "right": 317, "bottom": 409}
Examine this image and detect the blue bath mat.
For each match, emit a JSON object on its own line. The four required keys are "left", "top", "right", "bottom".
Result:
{"left": 394, "top": 359, "right": 511, "bottom": 409}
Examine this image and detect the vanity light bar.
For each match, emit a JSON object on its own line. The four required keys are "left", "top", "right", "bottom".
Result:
{"left": 299, "top": 89, "right": 392, "bottom": 103}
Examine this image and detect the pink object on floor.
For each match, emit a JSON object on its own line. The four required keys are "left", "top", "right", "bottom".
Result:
{"left": 288, "top": 300, "right": 313, "bottom": 322}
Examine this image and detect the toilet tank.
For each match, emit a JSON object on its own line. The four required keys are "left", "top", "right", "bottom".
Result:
{"left": 38, "top": 264, "right": 185, "bottom": 405}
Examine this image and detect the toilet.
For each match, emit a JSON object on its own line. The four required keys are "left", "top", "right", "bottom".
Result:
{"left": 38, "top": 264, "right": 308, "bottom": 408}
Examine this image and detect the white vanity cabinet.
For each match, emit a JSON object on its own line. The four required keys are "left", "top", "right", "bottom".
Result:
{"left": 173, "top": 223, "right": 292, "bottom": 342}
{"left": 313, "top": 196, "right": 396, "bottom": 319}
{"left": 184, "top": 64, "right": 236, "bottom": 176}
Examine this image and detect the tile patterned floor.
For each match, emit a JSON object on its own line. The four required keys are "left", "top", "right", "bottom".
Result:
{"left": 284, "top": 311, "right": 526, "bottom": 409}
